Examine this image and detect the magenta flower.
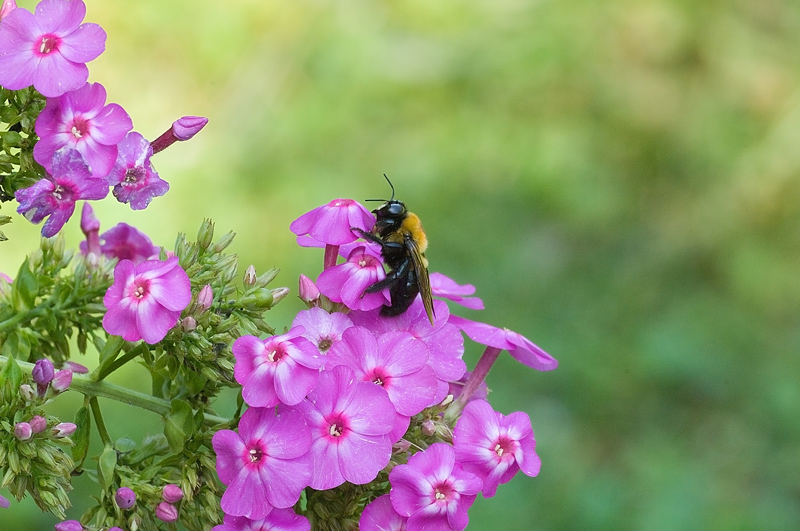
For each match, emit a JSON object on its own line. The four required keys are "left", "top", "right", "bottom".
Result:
{"left": 102, "top": 256, "right": 192, "bottom": 344}
{"left": 89, "top": 223, "right": 159, "bottom": 265}
{"left": 296, "top": 365, "right": 395, "bottom": 490}
{"left": 316, "top": 246, "right": 390, "bottom": 311}
{"left": 290, "top": 199, "right": 374, "bottom": 246}
{"left": 106, "top": 131, "right": 169, "bottom": 209}
{"left": 360, "top": 495, "right": 407, "bottom": 531}
{"left": 212, "top": 509, "right": 310, "bottom": 531}
{"left": 16, "top": 147, "right": 108, "bottom": 237}
{"left": 430, "top": 272, "right": 484, "bottom": 310}
{"left": 212, "top": 406, "right": 312, "bottom": 520}
{"left": 453, "top": 399, "right": 540, "bottom": 498}
{"left": 34, "top": 82, "right": 133, "bottom": 178}
{"left": 389, "top": 443, "right": 482, "bottom": 531}
{"left": 326, "top": 327, "right": 437, "bottom": 417}
{"left": 0, "top": 0, "right": 105, "bottom": 97}
{"left": 232, "top": 327, "right": 323, "bottom": 408}
{"left": 448, "top": 315, "right": 556, "bottom": 371}
{"left": 291, "top": 307, "right": 353, "bottom": 355}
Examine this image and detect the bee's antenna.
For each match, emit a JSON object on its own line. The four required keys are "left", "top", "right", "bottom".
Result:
{"left": 365, "top": 173, "right": 396, "bottom": 202}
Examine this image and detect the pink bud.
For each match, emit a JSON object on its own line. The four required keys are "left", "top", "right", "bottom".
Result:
{"left": 32, "top": 359, "right": 55, "bottom": 386}
{"left": 14, "top": 422, "right": 32, "bottom": 441}
{"left": 172, "top": 116, "right": 208, "bottom": 141}
{"left": 298, "top": 274, "right": 320, "bottom": 304}
{"left": 197, "top": 284, "right": 213, "bottom": 312}
{"left": 54, "top": 520, "right": 83, "bottom": 531}
{"left": 51, "top": 369, "right": 72, "bottom": 392}
{"left": 181, "top": 316, "right": 197, "bottom": 332}
{"left": 155, "top": 501, "right": 179, "bottom": 523}
{"left": 421, "top": 419, "right": 436, "bottom": 436}
{"left": 0, "top": 0, "right": 16, "bottom": 20}
{"left": 271, "top": 287, "right": 290, "bottom": 303}
{"left": 114, "top": 487, "right": 136, "bottom": 510}
{"left": 80, "top": 202, "right": 100, "bottom": 234}
{"left": 52, "top": 422, "right": 77, "bottom": 438}
{"left": 29, "top": 415, "right": 47, "bottom": 434}
{"left": 63, "top": 361, "right": 89, "bottom": 374}
{"left": 161, "top": 484, "right": 184, "bottom": 503}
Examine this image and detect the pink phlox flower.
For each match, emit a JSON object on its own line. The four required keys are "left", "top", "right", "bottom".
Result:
{"left": 316, "top": 245, "right": 390, "bottom": 312}
{"left": 389, "top": 442, "right": 482, "bottom": 531}
{"left": 212, "top": 407, "right": 311, "bottom": 521}
{"left": 106, "top": 131, "right": 169, "bottom": 209}
{"left": 291, "top": 307, "right": 353, "bottom": 356}
{"left": 350, "top": 298, "right": 466, "bottom": 405}
{"left": 95, "top": 223, "right": 159, "bottom": 264}
{"left": 289, "top": 198, "right": 374, "bottom": 246}
{"left": 448, "top": 315, "right": 557, "bottom": 371}
{"left": 102, "top": 256, "right": 191, "bottom": 344}
{"left": 1, "top": 0, "right": 16, "bottom": 20}
{"left": 34, "top": 81, "right": 133, "bottom": 178}
{"left": 15, "top": 147, "right": 108, "bottom": 237}
{"left": 429, "top": 272, "right": 484, "bottom": 310}
{"left": 295, "top": 365, "right": 395, "bottom": 490}
{"left": 0, "top": 0, "right": 105, "bottom": 97}
{"left": 326, "top": 327, "right": 437, "bottom": 417}
{"left": 360, "top": 494, "right": 408, "bottom": 531}
{"left": 453, "top": 399, "right": 540, "bottom": 497}
{"left": 212, "top": 509, "right": 311, "bottom": 531}
{"left": 233, "top": 327, "right": 323, "bottom": 408}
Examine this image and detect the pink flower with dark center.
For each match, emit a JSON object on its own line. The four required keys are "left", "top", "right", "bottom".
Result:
{"left": 0, "top": 0, "right": 105, "bottom": 97}
{"left": 291, "top": 307, "right": 353, "bottom": 356}
{"left": 316, "top": 246, "right": 390, "bottom": 312}
{"left": 360, "top": 495, "right": 407, "bottom": 531}
{"left": 212, "top": 509, "right": 311, "bottom": 531}
{"left": 212, "top": 407, "right": 312, "bottom": 520}
{"left": 326, "top": 327, "right": 437, "bottom": 417}
{"left": 106, "top": 131, "right": 169, "bottom": 209}
{"left": 15, "top": 147, "right": 108, "bottom": 237}
{"left": 389, "top": 443, "right": 482, "bottom": 531}
{"left": 453, "top": 399, "right": 540, "bottom": 498}
{"left": 296, "top": 365, "right": 395, "bottom": 490}
{"left": 233, "top": 327, "right": 323, "bottom": 408}
{"left": 34, "top": 82, "right": 133, "bottom": 178}
{"left": 429, "top": 272, "right": 484, "bottom": 310}
{"left": 102, "top": 256, "right": 191, "bottom": 344}
{"left": 290, "top": 199, "right": 374, "bottom": 246}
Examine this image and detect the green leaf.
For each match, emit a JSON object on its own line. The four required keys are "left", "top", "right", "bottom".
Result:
{"left": 11, "top": 258, "right": 38, "bottom": 311}
{"left": 164, "top": 399, "right": 195, "bottom": 453}
{"left": 0, "top": 354, "right": 23, "bottom": 392}
{"left": 71, "top": 406, "right": 91, "bottom": 466}
{"left": 97, "top": 445, "right": 117, "bottom": 491}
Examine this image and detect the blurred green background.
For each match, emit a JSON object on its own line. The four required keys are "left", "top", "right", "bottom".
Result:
{"left": 3, "top": 0, "right": 800, "bottom": 529}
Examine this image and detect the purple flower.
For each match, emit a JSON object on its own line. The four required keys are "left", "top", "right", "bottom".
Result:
{"left": 16, "top": 147, "right": 108, "bottom": 237}
{"left": 453, "top": 399, "right": 540, "bottom": 498}
{"left": 316, "top": 246, "right": 390, "bottom": 312}
{"left": 155, "top": 501, "right": 178, "bottom": 523}
{"left": 360, "top": 495, "right": 407, "bottom": 531}
{"left": 106, "top": 131, "right": 169, "bottom": 209}
{"left": 212, "top": 509, "right": 310, "bottom": 531}
{"left": 0, "top": 0, "right": 105, "bottom": 97}
{"left": 34, "top": 82, "right": 133, "bottom": 178}
{"left": 389, "top": 443, "right": 482, "bottom": 531}
{"left": 212, "top": 406, "right": 311, "bottom": 520}
{"left": 290, "top": 199, "right": 374, "bottom": 246}
{"left": 232, "top": 327, "right": 323, "bottom": 408}
{"left": 296, "top": 365, "right": 395, "bottom": 490}
{"left": 102, "top": 256, "right": 192, "bottom": 344}
{"left": 1, "top": 0, "right": 16, "bottom": 21}
{"left": 326, "top": 327, "right": 437, "bottom": 417}
{"left": 54, "top": 520, "right": 83, "bottom": 531}
{"left": 430, "top": 272, "right": 484, "bottom": 310}
{"left": 32, "top": 358, "right": 54, "bottom": 385}
{"left": 161, "top": 484, "right": 183, "bottom": 503}
{"left": 448, "top": 315, "right": 557, "bottom": 371}
{"left": 80, "top": 222, "right": 159, "bottom": 265}
{"left": 291, "top": 307, "right": 352, "bottom": 355}
{"left": 114, "top": 487, "right": 136, "bottom": 510}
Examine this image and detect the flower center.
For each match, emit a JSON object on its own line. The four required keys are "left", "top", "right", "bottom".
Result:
{"left": 248, "top": 447, "right": 262, "bottom": 463}
{"left": 365, "top": 368, "right": 389, "bottom": 387}
{"left": 324, "top": 414, "right": 348, "bottom": 439}
{"left": 433, "top": 482, "right": 454, "bottom": 503}
{"left": 38, "top": 34, "right": 60, "bottom": 55}
{"left": 52, "top": 184, "right": 65, "bottom": 201}
{"left": 317, "top": 337, "right": 333, "bottom": 352}
{"left": 493, "top": 436, "right": 515, "bottom": 460}
{"left": 129, "top": 279, "right": 150, "bottom": 301}
{"left": 266, "top": 345, "right": 286, "bottom": 362}
{"left": 124, "top": 166, "right": 146, "bottom": 184}
{"left": 329, "top": 423, "right": 343, "bottom": 437}
{"left": 70, "top": 117, "right": 89, "bottom": 140}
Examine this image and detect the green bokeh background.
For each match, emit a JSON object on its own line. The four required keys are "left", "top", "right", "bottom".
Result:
{"left": 3, "top": 0, "right": 800, "bottom": 529}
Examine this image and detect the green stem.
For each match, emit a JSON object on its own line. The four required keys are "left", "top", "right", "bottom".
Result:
{"left": 0, "top": 355, "right": 229, "bottom": 426}
{"left": 89, "top": 397, "right": 112, "bottom": 446}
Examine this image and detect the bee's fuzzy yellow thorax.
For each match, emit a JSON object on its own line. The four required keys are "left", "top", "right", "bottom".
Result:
{"left": 400, "top": 213, "right": 428, "bottom": 253}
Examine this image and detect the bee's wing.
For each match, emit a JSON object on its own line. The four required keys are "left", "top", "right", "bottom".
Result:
{"left": 405, "top": 233, "right": 435, "bottom": 325}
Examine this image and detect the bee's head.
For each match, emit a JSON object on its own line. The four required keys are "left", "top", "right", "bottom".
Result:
{"left": 372, "top": 199, "right": 407, "bottom": 236}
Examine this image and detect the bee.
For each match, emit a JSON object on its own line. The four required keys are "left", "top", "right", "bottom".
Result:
{"left": 354, "top": 175, "right": 435, "bottom": 325}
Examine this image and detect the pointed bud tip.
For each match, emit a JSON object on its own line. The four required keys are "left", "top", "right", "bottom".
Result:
{"left": 172, "top": 116, "right": 208, "bottom": 141}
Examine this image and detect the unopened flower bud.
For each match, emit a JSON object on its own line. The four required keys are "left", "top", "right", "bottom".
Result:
{"left": 51, "top": 369, "right": 72, "bottom": 392}
{"left": 14, "top": 422, "right": 32, "bottom": 441}
{"left": 80, "top": 203, "right": 101, "bottom": 255}
{"left": 243, "top": 265, "right": 257, "bottom": 287}
{"left": 0, "top": 0, "right": 17, "bottom": 21}
{"left": 181, "top": 316, "right": 197, "bottom": 332}
{"left": 63, "top": 361, "right": 89, "bottom": 374}
{"left": 155, "top": 501, "right": 179, "bottom": 523}
{"left": 197, "top": 284, "right": 213, "bottom": 312}
{"left": 298, "top": 274, "right": 320, "bottom": 304}
{"left": 197, "top": 219, "right": 214, "bottom": 250}
{"left": 54, "top": 520, "right": 83, "bottom": 531}
{"left": 421, "top": 419, "right": 436, "bottom": 436}
{"left": 20, "top": 383, "right": 35, "bottom": 401}
{"left": 32, "top": 359, "right": 55, "bottom": 386}
{"left": 172, "top": 116, "right": 208, "bottom": 141}
{"left": 114, "top": 487, "right": 136, "bottom": 510}
{"left": 108, "top": 528, "right": 124, "bottom": 531}
{"left": 161, "top": 484, "right": 184, "bottom": 503}
{"left": 52, "top": 422, "right": 77, "bottom": 438}
{"left": 29, "top": 415, "right": 47, "bottom": 434}
{"left": 239, "top": 288, "right": 274, "bottom": 308}
{"left": 271, "top": 287, "right": 289, "bottom": 304}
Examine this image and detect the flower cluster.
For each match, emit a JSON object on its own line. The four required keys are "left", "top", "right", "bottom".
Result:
{"left": 213, "top": 198, "right": 557, "bottom": 530}
{"left": 0, "top": 0, "right": 208, "bottom": 237}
